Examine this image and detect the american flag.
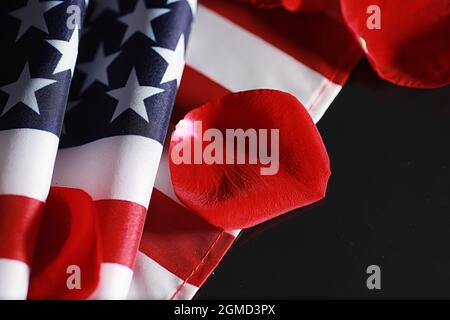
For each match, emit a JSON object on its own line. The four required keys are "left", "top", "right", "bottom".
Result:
{"left": 0, "top": 0, "right": 361, "bottom": 299}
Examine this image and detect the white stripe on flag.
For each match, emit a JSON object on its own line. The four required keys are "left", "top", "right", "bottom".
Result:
{"left": 128, "top": 251, "right": 198, "bottom": 300}
{"left": 88, "top": 263, "right": 134, "bottom": 300}
{"left": 0, "top": 129, "right": 58, "bottom": 201}
{"left": 186, "top": 5, "right": 342, "bottom": 112}
{"left": 0, "top": 258, "right": 30, "bottom": 300}
{"left": 52, "top": 135, "right": 163, "bottom": 209}
{"left": 154, "top": 140, "right": 181, "bottom": 205}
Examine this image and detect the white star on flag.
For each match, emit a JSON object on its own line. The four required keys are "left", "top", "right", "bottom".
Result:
{"left": 153, "top": 34, "right": 185, "bottom": 86}
{"left": 9, "top": 0, "right": 63, "bottom": 42}
{"left": 0, "top": 63, "right": 56, "bottom": 116}
{"left": 118, "top": 1, "right": 170, "bottom": 45}
{"left": 47, "top": 28, "right": 80, "bottom": 76}
{"left": 90, "top": 0, "right": 120, "bottom": 20}
{"left": 167, "top": 0, "right": 197, "bottom": 16}
{"left": 77, "top": 44, "right": 120, "bottom": 93}
{"left": 106, "top": 68, "right": 164, "bottom": 122}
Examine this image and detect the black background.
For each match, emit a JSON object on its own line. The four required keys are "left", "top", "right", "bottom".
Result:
{"left": 196, "top": 59, "right": 450, "bottom": 299}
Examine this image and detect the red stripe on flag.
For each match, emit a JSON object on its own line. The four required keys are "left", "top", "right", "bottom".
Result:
{"left": 0, "top": 195, "right": 44, "bottom": 264}
{"left": 201, "top": 0, "right": 361, "bottom": 85}
{"left": 140, "top": 189, "right": 235, "bottom": 287}
{"left": 95, "top": 200, "right": 147, "bottom": 269}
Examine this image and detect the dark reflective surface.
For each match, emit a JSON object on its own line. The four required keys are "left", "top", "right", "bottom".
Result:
{"left": 196, "top": 59, "right": 450, "bottom": 299}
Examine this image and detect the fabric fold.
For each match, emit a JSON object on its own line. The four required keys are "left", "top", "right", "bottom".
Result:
{"left": 0, "top": 0, "right": 87, "bottom": 299}
{"left": 29, "top": 0, "right": 195, "bottom": 299}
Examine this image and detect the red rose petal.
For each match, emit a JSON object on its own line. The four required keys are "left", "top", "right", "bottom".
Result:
{"left": 28, "top": 187, "right": 100, "bottom": 300}
{"left": 281, "top": 0, "right": 302, "bottom": 11}
{"left": 341, "top": 0, "right": 450, "bottom": 88}
{"left": 169, "top": 90, "right": 330, "bottom": 230}
{"left": 239, "top": 0, "right": 331, "bottom": 12}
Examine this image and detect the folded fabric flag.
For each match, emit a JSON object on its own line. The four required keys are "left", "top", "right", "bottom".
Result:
{"left": 25, "top": 0, "right": 195, "bottom": 299}
{"left": 0, "top": 0, "right": 89, "bottom": 299}
{"left": 128, "top": 0, "right": 362, "bottom": 299}
{"left": 1, "top": 0, "right": 361, "bottom": 300}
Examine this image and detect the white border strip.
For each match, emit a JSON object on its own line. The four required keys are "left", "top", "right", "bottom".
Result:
{"left": 308, "top": 81, "right": 343, "bottom": 124}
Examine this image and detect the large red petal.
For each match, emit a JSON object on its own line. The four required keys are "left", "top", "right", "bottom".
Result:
{"left": 169, "top": 90, "right": 330, "bottom": 230}
{"left": 341, "top": 0, "right": 450, "bottom": 88}
{"left": 28, "top": 187, "right": 100, "bottom": 299}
